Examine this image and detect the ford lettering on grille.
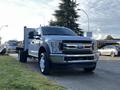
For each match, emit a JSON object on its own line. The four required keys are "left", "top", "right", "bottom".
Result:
{"left": 77, "top": 44, "right": 84, "bottom": 49}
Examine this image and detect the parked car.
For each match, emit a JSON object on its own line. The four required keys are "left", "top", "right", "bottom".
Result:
{"left": 5, "top": 40, "right": 18, "bottom": 53}
{"left": 98, "top": 45, "right": 120, "bottom": 57}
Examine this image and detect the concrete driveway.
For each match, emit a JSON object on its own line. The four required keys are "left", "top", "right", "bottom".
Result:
{"left": 10, "top": 54, "right": 120, "bottom": 90}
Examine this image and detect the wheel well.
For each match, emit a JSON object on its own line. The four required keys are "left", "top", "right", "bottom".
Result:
{"left": 39, "top": 47, "right": 46, "bottom": 53}
{"left": 39, "top": 47, "right": 46, "bottom": 58}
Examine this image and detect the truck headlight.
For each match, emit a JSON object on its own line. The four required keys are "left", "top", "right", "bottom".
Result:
{"left": 48, "top": 41, "right": 62, "bottom": 54}
{"left": 92, "top": 40, "right": 97, "bottom": 52}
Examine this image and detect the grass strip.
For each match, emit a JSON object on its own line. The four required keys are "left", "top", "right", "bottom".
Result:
{"left": 0, "top": 56, "right": 65, "bottom": 90}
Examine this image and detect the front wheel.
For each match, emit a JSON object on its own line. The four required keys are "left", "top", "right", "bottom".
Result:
{"left": 111, "top": 52, "right": 115, "bottom": 57}
{"left": 98, "top": 51, "right": 101, "bottom": 56}
{"left": 84, "top": 66, "right": 96, "bottom": 72}
{"left": 38, "top": 52, "right": 51, "bottom": 75}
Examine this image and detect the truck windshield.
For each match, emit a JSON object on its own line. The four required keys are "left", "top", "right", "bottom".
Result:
{"left": 42, "top": 27, "right": 77, "bottom": 36}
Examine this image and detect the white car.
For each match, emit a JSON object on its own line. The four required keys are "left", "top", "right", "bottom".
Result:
{"left": 98, "top": 45, "right": 120, "bottom": 57}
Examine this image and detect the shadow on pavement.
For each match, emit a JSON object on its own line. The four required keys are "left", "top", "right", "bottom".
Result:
{"left": 24, "top": 60, "right": 95, "bottom": 76}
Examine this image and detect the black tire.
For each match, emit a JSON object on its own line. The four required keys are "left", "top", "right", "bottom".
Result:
{"left": 38, "top": 52, "right": 51, "bottom": 75}
{"left": 84, "top": 66, "right": 96, "bottom": 72}
{"left": 98, "top": 52, "right": 101, "bottom": 56}
{"left": 0, "top": 48, "right": 6, "bottom": 55}
{"left": 18, "top": 50, "right": 27, "bottom": 63}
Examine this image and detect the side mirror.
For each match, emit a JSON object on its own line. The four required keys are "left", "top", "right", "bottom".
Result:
{"left": 29, "top": 31, "right": 41, "bottom": 39}
{"left": 34, "top": 36, "right": 40, "bottom": 39}
{"left": 34, "top": 31, "right": 38, "bottom": 36}
{"left": 34, "top": 34, "right": 41, "bottom": 39}
{"left": 29, "top": 31, "right": 34, "bottom": 39}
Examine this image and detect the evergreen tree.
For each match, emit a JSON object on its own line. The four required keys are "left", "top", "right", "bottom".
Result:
{"left": 50, "top": 0, "right": 83, "bottom": 35}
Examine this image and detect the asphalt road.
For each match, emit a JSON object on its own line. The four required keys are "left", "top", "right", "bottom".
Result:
{"left": 10, "top": 54, "right": 120, "bottom": 90}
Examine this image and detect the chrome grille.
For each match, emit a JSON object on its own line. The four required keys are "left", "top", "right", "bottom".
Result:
{"left": 62, "top": 40, "right": 93, "bottom": 54}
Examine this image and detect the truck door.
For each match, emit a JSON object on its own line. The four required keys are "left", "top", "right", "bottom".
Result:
{"left": 27, "top": 31, "right": 36, "bottom": 57}
{"left": 28, "top": 39, "right": 36, "bottom": 56}
{"left": 28, "top": 30, "right": 41, "bottom": 57}
{"left": 32, "top": 29, "right": 42, "bottom": 57}
{"left": 33, "top": 38, "right": 40, "bottom": 57}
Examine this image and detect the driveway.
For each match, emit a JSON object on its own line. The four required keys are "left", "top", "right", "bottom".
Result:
{"left": 10, "top": 54, "right": 120, "bottom": 90}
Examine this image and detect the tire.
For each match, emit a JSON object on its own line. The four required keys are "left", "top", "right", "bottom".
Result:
{"left": 111, "top": 52, "right": 115, "bottom": 57}
{"left": 18, "top": 50, "right": 27, "bottom": 63}
{"left": 38, "top": 52, "right": 51, "bottom": 75}
{"left": 0, "top": 48, "right": 6, "bottom": 55}
{"left": 84, "top": 66, "right": 96, "bottom": 72}
{"left": 98, "top": 52, "right": 101, "bottom": 56}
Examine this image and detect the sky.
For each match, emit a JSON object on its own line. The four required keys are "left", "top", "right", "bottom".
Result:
{"left": 0, "top": 0, "right": 120, "bottom": 43}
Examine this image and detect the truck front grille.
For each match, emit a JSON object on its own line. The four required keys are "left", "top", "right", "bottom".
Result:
{"left": 61, "top": 40, "right": 93, "bottom": 54}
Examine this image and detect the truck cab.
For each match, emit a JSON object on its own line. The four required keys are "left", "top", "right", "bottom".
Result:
{"left": 18, "top": 26, "right": 99, "bottom": 75}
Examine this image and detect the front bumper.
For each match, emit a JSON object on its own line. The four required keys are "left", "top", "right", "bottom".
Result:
{"left": 50, "top": 53, "right": 99, "bottom": 64}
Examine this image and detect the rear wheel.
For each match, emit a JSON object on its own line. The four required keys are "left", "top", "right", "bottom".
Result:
{"left": 38, "top": 52, "right": 51, "bottom": 75}
{"left": 18, "top": 50, "right": 27, "bottom": 63}
{"left": 98, "top": 52, "right": 101, "bottom": 56}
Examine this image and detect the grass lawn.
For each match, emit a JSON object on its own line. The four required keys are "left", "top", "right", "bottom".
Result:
{"left": 0, "top": 56, "right": 65, "bottom": 90}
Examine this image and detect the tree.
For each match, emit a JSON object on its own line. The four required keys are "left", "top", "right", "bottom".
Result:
{"left": 105, "top": 35, "right": 114, "bottom": 40}
{"left": 49, "top": 0, "right": 83, "bottom": 35}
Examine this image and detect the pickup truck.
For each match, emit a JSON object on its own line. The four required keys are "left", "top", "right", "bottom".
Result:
{"left": 18, "top": 26, "right": 99, "bottom": 75}
{"left": 5, "top": 40, "right": 18, "bottom": 53}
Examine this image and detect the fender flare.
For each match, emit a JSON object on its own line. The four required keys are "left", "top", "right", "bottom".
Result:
{"left": 38, "top": 43, "right": 51, "bottom": 58}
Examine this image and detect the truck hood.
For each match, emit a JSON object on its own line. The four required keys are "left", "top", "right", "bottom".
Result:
{"left": 43, "top": 35, "right": 92, "bottom": 41}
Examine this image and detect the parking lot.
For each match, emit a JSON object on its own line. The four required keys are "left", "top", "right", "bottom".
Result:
{"left": 99, "top": 56, "right": 120, "bottom": 60}
{"left": 10, "top": 54, "right": 120, "bottom": 90}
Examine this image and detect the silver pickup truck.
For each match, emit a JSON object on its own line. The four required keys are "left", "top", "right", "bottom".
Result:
{"left": 18, "top": 26, "right": 99, "bottom": 75}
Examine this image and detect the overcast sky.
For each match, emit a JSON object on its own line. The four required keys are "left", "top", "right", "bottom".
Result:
{"left": 0, "top": 0, "right": 120, "bottom": 43}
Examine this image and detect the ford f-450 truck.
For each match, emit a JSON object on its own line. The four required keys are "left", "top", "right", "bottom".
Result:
{"left": 18, "top": 26, "right": 99, "bottom": 75}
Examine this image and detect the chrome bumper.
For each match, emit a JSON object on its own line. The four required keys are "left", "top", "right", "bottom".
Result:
{"left": 50, "top": 53, "right": 99, "bottom": 64}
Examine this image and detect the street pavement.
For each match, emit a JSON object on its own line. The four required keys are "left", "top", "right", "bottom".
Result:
{"left": 10, "top": 54, "right": 120, "bottom": 90}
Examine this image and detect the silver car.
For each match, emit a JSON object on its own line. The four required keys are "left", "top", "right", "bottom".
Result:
{"left": 98, "top": 45, "right": 120, "bottom": 57}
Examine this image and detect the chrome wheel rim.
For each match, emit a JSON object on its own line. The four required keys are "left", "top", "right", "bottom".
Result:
{"left": 39, "top": 53, "right": 45, "bottom": 72}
